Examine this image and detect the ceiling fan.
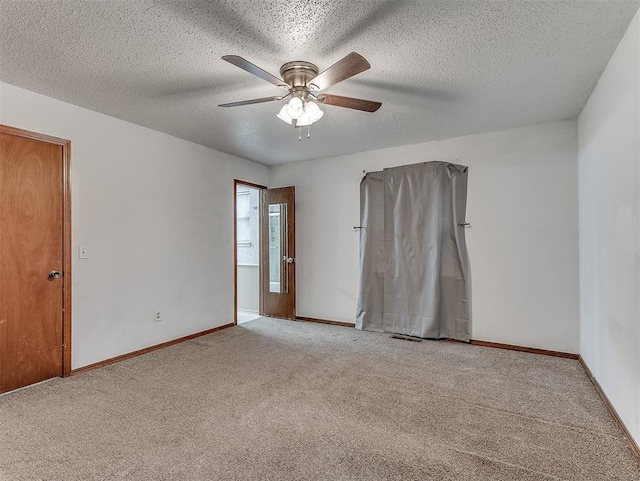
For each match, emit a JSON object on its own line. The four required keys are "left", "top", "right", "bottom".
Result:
{"left": 219, "top": 52, "right": 382, "bottom": 134}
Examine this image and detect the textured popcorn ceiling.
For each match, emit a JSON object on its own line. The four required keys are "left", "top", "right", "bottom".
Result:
{"left": 1, "top": 1, "right": 638, "bottom": 165}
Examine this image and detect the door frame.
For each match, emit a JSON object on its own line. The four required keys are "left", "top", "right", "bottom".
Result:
{"left": 0, "top": 124, "right": 72, "bottom": 377}
{"left": 233, "top": 179, "right": 267, "bottom": 325}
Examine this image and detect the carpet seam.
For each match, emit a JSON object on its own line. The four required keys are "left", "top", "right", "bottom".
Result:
{"left": 448, "top": 445, "right": 569, "bottom": 481}
{"left": 354, "top": 371, "right": 623, "bottom": 441}
{"left": 458, "top": 398, "right": 624, "bottom": 440}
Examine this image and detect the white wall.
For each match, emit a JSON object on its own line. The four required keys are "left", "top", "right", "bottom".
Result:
{"left": 271, "top": 120, "right": 580, "bottom": 353}
{"left": 237, "top": 265, "right": 259, "bottom": 312}
{"left": 578, "top": 10, "right": 640, "bottom": 446}
{"left": 0, "top": 82, "right": 269, "bottom": 369}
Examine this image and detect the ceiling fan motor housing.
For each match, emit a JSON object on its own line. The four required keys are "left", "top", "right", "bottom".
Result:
{"left": 280, "top": 61, "right": 319, "bottom": 89}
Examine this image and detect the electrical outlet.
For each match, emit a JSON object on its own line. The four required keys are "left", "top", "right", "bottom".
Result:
{"left": 154, "top": 310, "right": 162, "bottom": 322}
{"left": 78, "top": 246, "right": 89, "bottom": 259}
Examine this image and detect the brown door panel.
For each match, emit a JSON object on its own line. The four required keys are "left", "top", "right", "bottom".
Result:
{"left": 0, "top": 133, "right": 64, "bottom": 394}
{"left": 261, "top": 186, "right": 295, "bottom": 320}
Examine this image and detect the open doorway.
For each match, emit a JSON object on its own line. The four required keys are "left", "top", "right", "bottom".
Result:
{"left": 234, "top": 180, "right": 297, "bottom": 324}
{"left": 234, "top": 180, "right": 266, "bottom": 324}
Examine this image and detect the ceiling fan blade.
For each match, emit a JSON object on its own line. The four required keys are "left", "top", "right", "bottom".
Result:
{"left": 222, "top": 55, "right": 286, "bottom": 88}
{"left": 310, "top": 52, "right": 371, "bottom": 91}
{"left": 317, "top": 94, "right": 381, "bottom": 112}
{"left": 219, "top": 95, "right": 285, "bottom": 107}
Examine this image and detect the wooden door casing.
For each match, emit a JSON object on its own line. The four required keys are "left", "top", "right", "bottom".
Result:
{"left": 0, "top": 125, "right": 71, "bottom": 393}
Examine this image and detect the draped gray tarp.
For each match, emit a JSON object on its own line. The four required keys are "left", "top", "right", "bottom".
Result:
{"left": 355, "top": 161, "right": 471, "bottom": 341}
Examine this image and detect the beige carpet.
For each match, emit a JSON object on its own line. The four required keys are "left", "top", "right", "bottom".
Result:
{"left": 1, "top": 318, "right": 638, "bottom": 480}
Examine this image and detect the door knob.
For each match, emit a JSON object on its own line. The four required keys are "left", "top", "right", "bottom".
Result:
{"left": 48, "top": 270, "right": 61, "bottom": 281}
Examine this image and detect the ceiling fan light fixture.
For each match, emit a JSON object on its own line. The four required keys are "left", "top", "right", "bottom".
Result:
{"left": 293, "top": 101, "right": 324, "bottom": 127}
{"left": 296, "top": 110, "right": 312, "bottom": 127}
{"left": 277, "top": 104, "right": 293, "bottom": 124}
{"left": 305, "top": 101, "right": 323, "bottom": 123}
{"left": 286, "top": 96, "right": 304, "bottom": 119}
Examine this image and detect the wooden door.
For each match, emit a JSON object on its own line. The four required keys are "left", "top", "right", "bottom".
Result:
{"left": 261, "top": 187, "right": 295, "bottom": 320}
{"left": 0, "top": 129, "right": 67, "bottom": 394}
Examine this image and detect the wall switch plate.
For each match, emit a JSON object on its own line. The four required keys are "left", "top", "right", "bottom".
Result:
{"left": 78, "top": 246, "right": 89, "bottom": 259}
{"left": 154, "top": 310, "right": 162, "bottom": 322}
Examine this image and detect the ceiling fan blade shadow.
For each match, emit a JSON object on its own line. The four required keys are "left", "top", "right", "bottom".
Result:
{"left": 219, "top": 95, "right": 285, "bottom": 107}
{"left": 164, "top": 2, "right": 281, "bottom": 54}
{"left": 317, "top": 94, "right": 381, "bottom": 112}
{"left": 349, "top": 79, "right": 461, "bottom": 102}
{"left": 147, "top": 77, "right": 254, "bottom": 100}
{"left": 318, "top": 0, "right": 406, "bottom": 56}
{"left": 310, "top": 52, "right": 371, "bottom": 91}
{"left": 222, "top": 56, "right": 286, "bottom": 88}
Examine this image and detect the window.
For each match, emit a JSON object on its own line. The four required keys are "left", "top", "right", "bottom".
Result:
{"left": 236, "top": 191, "right": 251, "bottom": 246}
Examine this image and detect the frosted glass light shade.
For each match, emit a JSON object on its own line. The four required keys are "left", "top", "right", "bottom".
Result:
{"left": 277, "top": 104, "right": 293, "bottom": 124}
{"left": 296, "top": 101, "right": 324, "bottom": 127}
{"left": 286, "top": 97, "right": 304, "bottom": 119}
{"left": 305, "top": 101, "right": 323, "bottom": 122}
{"left": 296, "top": 110, "right": 312, "bottom": 127}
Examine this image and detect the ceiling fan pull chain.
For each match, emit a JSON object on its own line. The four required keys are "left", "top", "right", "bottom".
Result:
{"left": 298, "top": 126, "right": 302, "bottom": 141}
{"left": 307, "top": 124, "right": 310, "bottom": 139}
